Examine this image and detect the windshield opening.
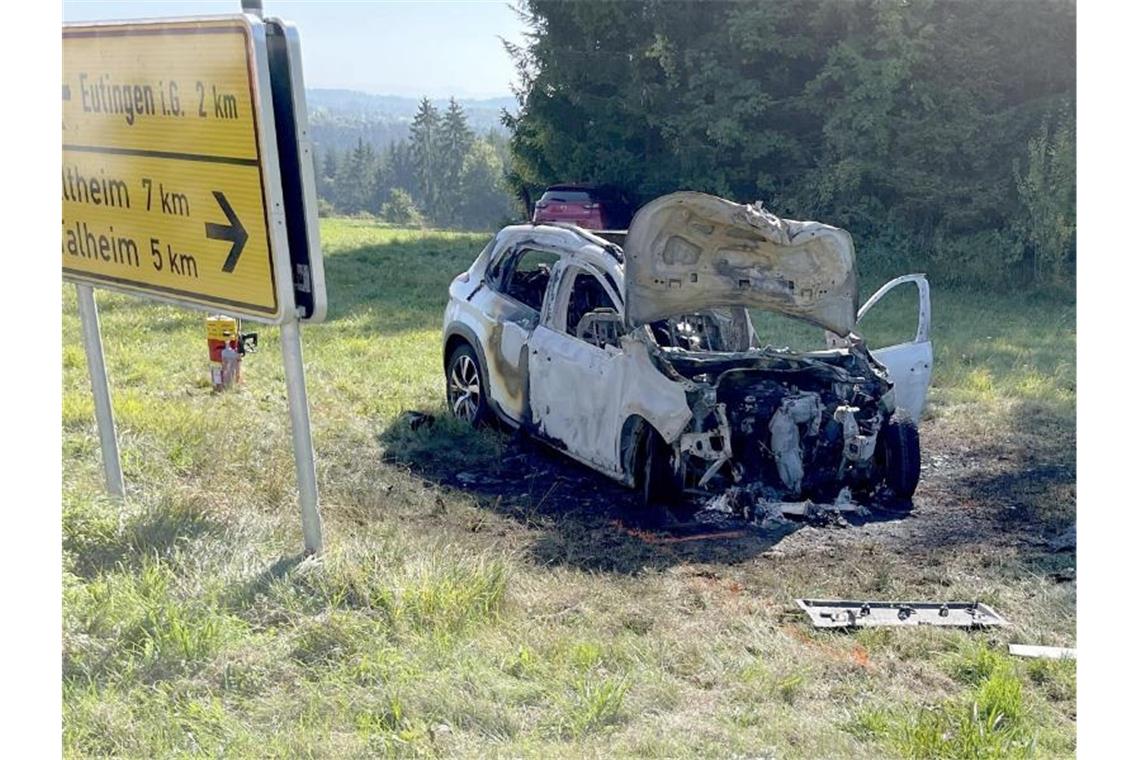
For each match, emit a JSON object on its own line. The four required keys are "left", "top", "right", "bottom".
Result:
{"left": 648, "top": 308, "right": 753, "bottom": 352}
{"left": 747, "top": 309, "right": 831, "bottom": 352}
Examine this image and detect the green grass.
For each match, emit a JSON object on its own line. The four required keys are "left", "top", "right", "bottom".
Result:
{"left": 848, "top": 643, "right": 1074, "bottom": 758}
{"left": 62, "top": 217, "right": 1075, "bottom": 757}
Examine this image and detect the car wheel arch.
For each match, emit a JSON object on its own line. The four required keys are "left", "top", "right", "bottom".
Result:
{"left": 619, "top": 414, "right": 673, "bottom": 484}
{"left": 444, "top": 323, "right": 523, "bottom": 429}
{"left": 443, "top": 325, "right": 480, "bottom": 369}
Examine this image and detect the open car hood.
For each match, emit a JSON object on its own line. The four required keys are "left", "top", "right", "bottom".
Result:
{"left": 623, "top": 192, "right": 857, "bottom": 335}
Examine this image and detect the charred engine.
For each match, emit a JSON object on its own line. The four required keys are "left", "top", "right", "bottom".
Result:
{"left": 666, "top": 349, "right": 893, "bottom": 499}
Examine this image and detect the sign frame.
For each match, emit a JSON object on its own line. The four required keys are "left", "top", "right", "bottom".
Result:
{"left": 63, "top": 10, "right": 324, "bottom": 554}
{"left": 265, "top": 16, "right": 327, "bottom": 322}
{"left": 62, "top": 14, "right": 298, "bottom": 325}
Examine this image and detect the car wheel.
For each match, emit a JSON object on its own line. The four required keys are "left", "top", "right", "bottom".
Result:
{"left": 637, "top": 428, "right": 687, "bottom": 521}
{"left": 879, "top": 412, "right": 921, "bottom": 502}
{"left": 446, "top": 344, "right": 489, "bottom": 426}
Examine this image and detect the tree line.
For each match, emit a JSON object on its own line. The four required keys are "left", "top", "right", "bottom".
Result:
{"left": 503, "top": 0, "right": 1076, "bottom": 289}
{"left": 314, "top": 98, "right": 518, "bottom": 230}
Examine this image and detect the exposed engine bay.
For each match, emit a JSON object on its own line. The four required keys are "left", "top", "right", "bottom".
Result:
{"left": 645, "top": 310, "right": 898, "bottom": 501}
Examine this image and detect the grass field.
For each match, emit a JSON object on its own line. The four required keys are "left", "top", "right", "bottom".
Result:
{"left": 63, "top": 218, "right": 1076, "bottom": 757}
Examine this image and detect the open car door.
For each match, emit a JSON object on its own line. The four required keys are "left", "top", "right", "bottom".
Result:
{"left": 858, "top": 274, "right": 933, "bottom": 420}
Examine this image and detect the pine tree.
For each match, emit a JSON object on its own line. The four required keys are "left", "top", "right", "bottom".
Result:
{"left": 1015, "top": 104, "right": 1076, "bottom": 286}
{"left": 366, "top": 139, "right": 420, "bottom": 216}
{"left": 505, "top": 0, "right": 1076, "bottom": 288}
{"left": 439, "top": 98, "right": 475, "bottom": 219}
{"left": 386, "top": 140, "right": 417, "bottom": 195}
{"left": 322, "top": 147, "right": 339, "bottom": 183}
{"left": 409, "top": 98, "right": 442, "bottom": 220}
{"left": 318, "top": 147, "right": 340, "bottom": 211}
{"left": 370, "top": 150, "right": 392, "bottom": 212}
{"left": 337, "top": 137, "right": 376, "bottom": 214}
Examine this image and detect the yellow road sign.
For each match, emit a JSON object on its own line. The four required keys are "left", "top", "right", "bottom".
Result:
{"left": 63, "top": 16, "right": 291, "bottom": 322}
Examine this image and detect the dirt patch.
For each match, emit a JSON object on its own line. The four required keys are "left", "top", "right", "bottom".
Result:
{"left": 380, "top": 408, "right": 1076, "bottom": 582}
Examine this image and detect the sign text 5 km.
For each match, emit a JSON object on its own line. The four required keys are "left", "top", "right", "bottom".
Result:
{"left": 63, "top": 17, "right": 292, "bottom": 323}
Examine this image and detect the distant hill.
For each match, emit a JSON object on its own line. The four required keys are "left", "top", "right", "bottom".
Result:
{"left": 305, "top": 89, "right": 516, "bottom": 156}
{"left": 307, "top": 89, "right": 516, "bottom": 120}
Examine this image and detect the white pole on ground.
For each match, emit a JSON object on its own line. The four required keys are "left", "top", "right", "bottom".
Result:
{"left": 75, "top": 284, "right": 125, "bottom": 497}
{"left": 280, "top": 317, "right": 323, "bottom": 554}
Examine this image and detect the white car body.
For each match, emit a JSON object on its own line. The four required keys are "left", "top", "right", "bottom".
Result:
{"left": 443, "top": 193, "right": 932, "bottom": 502}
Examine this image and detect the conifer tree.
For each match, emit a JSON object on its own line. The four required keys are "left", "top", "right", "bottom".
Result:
{"left": 439, "top": 98, "right": 475, "bottom": 218}
{"left": 409, "top": 98, "right": 442, "bottom": 219}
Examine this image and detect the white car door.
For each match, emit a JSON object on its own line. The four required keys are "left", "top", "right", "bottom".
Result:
{"left": 529, "top": 263, "right": 626, "bottom": 475}
{"left": 857, "top": 274, "right": 933, "bottom": 420}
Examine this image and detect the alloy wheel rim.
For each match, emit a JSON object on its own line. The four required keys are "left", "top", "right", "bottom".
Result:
{"left": 449, "top": 354, "right": 481, "bottom": 422}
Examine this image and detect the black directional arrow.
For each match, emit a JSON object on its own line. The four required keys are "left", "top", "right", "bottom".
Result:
{"left": 205, "top": 191, "right": 248, "bottom": 273}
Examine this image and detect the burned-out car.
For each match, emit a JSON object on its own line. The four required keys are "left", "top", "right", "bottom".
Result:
{"left": 442, "top": 192, "right": 932, "bottom": 510}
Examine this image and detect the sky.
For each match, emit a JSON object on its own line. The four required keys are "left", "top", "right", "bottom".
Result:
{"left": 62, "top": 0, "right": 527, "bottom": 99}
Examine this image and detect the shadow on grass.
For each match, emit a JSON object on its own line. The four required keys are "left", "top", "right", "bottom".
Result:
{"left": 65, "top": 499, "right": 227, "bottom": 579}
{"left": 377, "top": 412, "right": 911, "bottom": 574}
{"left": 221, "top": 553, "right": 308, "bottom": 617}
{"left": 954, "top": 399, "right": 1074, "bottom": 525}
{"left": 961, "top": 399, "right": 1075, "bottom": 575}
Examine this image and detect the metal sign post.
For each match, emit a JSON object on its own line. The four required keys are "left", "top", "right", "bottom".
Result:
{"left": 75, "top": 284, "right": 125, "bottom": 497}
{"left": 281, "top": 318, "right": 322, "bottom": 553}
{"left": 63, "top": 8, "right": 327, "bottom": 554}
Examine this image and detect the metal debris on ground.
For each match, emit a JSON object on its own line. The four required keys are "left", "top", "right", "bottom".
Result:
{"left": 795, "top": 599, "right": 1008, "bottom": 629}
{"left": 779, "top": 490, "right": 870, "bottom": 526}
{"left": 1050, "top": 566, "right": 1075, "bottom": 583}
{"left": 702, "top": 485, "right": 868, "bottom": 528}
{"left": 455, "top": 471, "right": 496, "bottom": 487}
{"left": 1009, "top": 644, "right": 1075, "bottom": 660}
{"left": 401, "top": 411, "right": 436, "bottom": 431}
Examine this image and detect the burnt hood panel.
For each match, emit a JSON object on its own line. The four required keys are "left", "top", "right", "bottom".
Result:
{"left": 623, "top": 192, "right": 857, "bottom": 335}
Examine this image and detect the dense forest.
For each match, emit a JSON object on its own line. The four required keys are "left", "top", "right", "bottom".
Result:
{"left": 504, "top": 0, "right": 1076, "bottom": 289}
{"left": 307, "top": 90, "right": 514, "bottom": 154}
{"left": 313, "top": 97, "right": 518, "bottom": 230}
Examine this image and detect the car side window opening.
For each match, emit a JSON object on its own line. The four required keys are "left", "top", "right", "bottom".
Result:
{"left": 557, "top": 267, "right": 622, "bottom": 348}
{"left": 499, "top": 249, "right": 561, "bottom": 312}
{"left": 475, "top": 233, "right": 500, "bottom": 265}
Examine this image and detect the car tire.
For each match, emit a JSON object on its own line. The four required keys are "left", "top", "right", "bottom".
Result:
{"left": 637, "top": 428, "right": 687, "bottom": 522}
{"left": 879, "top": 412, "right": 921, "bottom": 502}
{"left": 446, "top": 344, "right": 490, "bottom": 427}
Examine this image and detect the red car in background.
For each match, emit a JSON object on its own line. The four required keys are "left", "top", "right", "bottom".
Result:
{"left": 532, "top": 184, "right": 634, "bottom": 230}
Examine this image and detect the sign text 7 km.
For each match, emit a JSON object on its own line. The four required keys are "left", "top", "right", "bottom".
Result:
{"left": 63, "top": 16, "right": 293, "bottom": 323}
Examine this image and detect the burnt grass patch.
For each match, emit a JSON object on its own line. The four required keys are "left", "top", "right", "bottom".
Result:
{"left": 377, "top": 390, "right": 1076, "bottom": 581}
{"left": 377, "top": 410, "right": 956, "bottom": 574}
